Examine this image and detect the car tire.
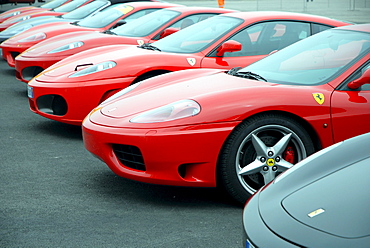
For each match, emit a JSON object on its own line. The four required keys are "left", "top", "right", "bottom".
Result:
{"left": 218, "top": 113, "right": 315, "bottom": 204}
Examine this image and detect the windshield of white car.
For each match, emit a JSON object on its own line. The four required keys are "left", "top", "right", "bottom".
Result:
{"left": 111, "top": 9, "right": 180, "bottom": 37}
{"left": 240, "top": 29, "right": 370, "bottom": 86}
{"left": 54, "top": 0, "right": 90, "bottom": 12}
{"left": 152, "top": 15, "right": 243, "bottom": 53}
{"left": 61, "top": 0, "right": 108, "bottom": 19}
{"left": 76, "top": 4, "right": 134, "bottom": 28}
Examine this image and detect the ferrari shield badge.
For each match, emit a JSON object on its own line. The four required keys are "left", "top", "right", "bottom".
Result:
{"left": 137, "top": 40, "right": 145, "bottom": 46}
{"left": 187, "top": 58, "right": 196, "bottom": 66}
{"left": 312, "top": 93, "right": 325, "bottom": 105}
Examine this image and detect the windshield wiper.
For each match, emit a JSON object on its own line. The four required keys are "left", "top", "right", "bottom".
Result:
{"left": 138, "top": 43, "right": 161, "bottom": 52}
{"left": 227, "top": 67, "right": 267, "bottom": 82}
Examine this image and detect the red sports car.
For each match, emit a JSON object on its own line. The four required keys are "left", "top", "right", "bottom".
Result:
{"left": 81, "top": 24, "right": 370, "bottom": 204}
{"left": 0, "top": 0, "right": 72, "bottom": 23}
{"left": 15, "top": 6, "right": 235, "bottom": 82}
{"left": 0, "top": 0, "right": 95, "bottom": 31}
{"left": 26, "top": 11, "right": 351, "bottom": 126}
{"left": 1, "top": 1, "right": 179, "bottom": 67}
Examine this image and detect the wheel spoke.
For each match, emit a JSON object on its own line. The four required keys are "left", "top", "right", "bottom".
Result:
{"left": 276, "top": 159, "right": 294, "bottom": 171}
{"left": 261, "top": 170, "right": 276, "bottom": 185}
{"left": 272, "top": 133, "right": 292, "bottom": 155}
{"left": 251, "top": 134, "right": 268, "bottom": 157}
{"left": 239, "top": 160, "right": 264, "bottom": 176}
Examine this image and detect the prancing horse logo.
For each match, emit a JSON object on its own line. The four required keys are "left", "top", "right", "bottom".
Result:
{"left": 187, "top": 58, "right": 196, "bottom": 66}
{"left": 267, "top": 158, "right": 275, "bottom": 167}
{"left": 313, "top": 93, "right": 325, "bottom": 105}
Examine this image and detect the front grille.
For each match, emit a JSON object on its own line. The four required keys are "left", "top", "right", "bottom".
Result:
{"left": 36, "top": 95, "right": 67, "bottom": 116}
{"left": 112, "top": 144, "right": 146, "bottom": 171}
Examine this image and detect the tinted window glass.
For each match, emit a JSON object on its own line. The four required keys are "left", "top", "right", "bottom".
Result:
{"left": 241, "top": 29, "right": 370, "bottom": 86}
{"left": 221, "top": 21, "right": 310, "bottom": 57}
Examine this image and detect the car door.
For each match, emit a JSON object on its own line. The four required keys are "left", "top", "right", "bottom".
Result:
{"left": 201, "top": 21, "right": 312, "bottom": 69}
{"left": 331, "top": 61, "right": 370, "bottom": 143}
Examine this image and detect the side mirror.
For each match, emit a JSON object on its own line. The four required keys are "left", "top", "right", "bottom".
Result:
{"left": 348, "top": 68, "right": 370, "bottom": 89}
{"left": 159, "top": 27, "right": 179, "bottom": 39}
{"left": 216, "top": 40, "right": 242, "bottom": 57}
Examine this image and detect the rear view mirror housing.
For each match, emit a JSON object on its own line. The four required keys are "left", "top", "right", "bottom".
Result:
{"left": 348, "top": 68, "right": 370, "bottom": 89}
{"left": 216, "top": 40, "right": 242, "bottom": 57}
{"left": 159, "top": 27, "right": 179, "bottom": 39}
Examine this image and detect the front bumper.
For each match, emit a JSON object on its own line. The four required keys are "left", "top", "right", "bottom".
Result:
{"left": 0, "top": 42, "right": 29, "bottom": 67}
{"left": 28, "top": 76, "right": 134, "bottom": 125}
{"left": 82, "top": 117, "right": 238, "bottom": 187}
{"left": 16, "top": 54, "right": 62, "bottom": 83}
{"left": 242, "top": 192, "right": 300, "bottom": 248}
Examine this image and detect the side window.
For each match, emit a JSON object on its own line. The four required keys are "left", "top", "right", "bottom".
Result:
{"left": 312, "top": 23, "right": 333, "bottom": 35}
{"left": 221, "top": 21, "right": 310, "bottom": 57}
{"left": 169, "top": 14, "right": 217, "bottom": 30}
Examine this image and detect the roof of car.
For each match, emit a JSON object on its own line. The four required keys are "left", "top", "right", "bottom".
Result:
{"left": 113, "top": 1, "right": 182, "bottom": 8}
{"left": 336, "top": 23, "right": 370, "bottom": 32}
{"left": 221, "top": 11, "right": 352, "bottom": 25}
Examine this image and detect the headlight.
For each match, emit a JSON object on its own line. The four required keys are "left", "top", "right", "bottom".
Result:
{"left": 3, "top": 11, "right": 20, "bottom": 18}
{"left": 11, "top": 15, "right": 30, "bottom": 23}
{"left": 100, "top": 82, "right": 141, "bottom": 105}
{"left": 47, "top": 41, "right": 84, "bottom": 54}
{"left": 130, "top": 100, "right": 201, "bottom": 123}
{"left": 18, "top": 32, "right": 46, "bottom": 42}
{"left": 69, "top": 61, "right": 116, "bottom": 78}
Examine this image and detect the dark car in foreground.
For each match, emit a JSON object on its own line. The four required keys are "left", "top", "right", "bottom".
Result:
{"left": 242, "top": 132, "right": 370, "bottom": 247}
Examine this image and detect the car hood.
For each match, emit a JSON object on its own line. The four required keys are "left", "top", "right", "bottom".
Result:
{"left": 23, "top": 32, "right": 144, "bottom": 57}
{"left": 37, "top": 44, "right": 144, "bottom": 75}
{"left": 4, "top": 22, "right": 92, "bottom": 43}
{"left": 258, "top": 133, "right": 370, "bottom": 246}
{"left": 0, "top": 16, "right": 62, "bottom": 37}
{"left": 89, "top": 69, "right": 288, "bottom": 128}
{"left": 35, "top": 44, "right": 203, "bottom": 82}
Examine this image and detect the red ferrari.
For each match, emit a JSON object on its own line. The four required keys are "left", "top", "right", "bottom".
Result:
{"left": 81, "top": 24, "right": 370, "bottom": 203}
{"left": 0, "top": 0, "right": 72, "bottom": 23}
{"left": 26, "top": 11, "right": 351, "bottom": 126}
{"left": 15, "top": 6, "right": 236, "bottom": 82}
{"left": 0, "top": 0, "right": 95, "bottom": 31}
{"left": 1, "top": 1, "right": 180, "bottom": 67}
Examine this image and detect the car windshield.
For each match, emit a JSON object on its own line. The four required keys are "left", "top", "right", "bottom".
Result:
{"left": 41, "top": 0, "right": 70, "bottom": 9}
{"left": 61, "top": 0, "right": 108, "bottom": 19}
{"left": 76, "top": 4, "right": 134, "bottom": 28}
{"left": 152, "top": 15, "right": 243, "bottom": 53}
{"left": 111, "top": 9, "right": 180, "bottom": 37}
{"left": 54, "top": 0, "right": 90, "bottom": 12}
{"left": 240, "top": 28, "right": 370, "bottom": 85}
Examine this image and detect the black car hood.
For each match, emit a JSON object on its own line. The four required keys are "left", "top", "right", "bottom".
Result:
{"left": 258, "top": 133, "right": 370, "bottom": 247}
